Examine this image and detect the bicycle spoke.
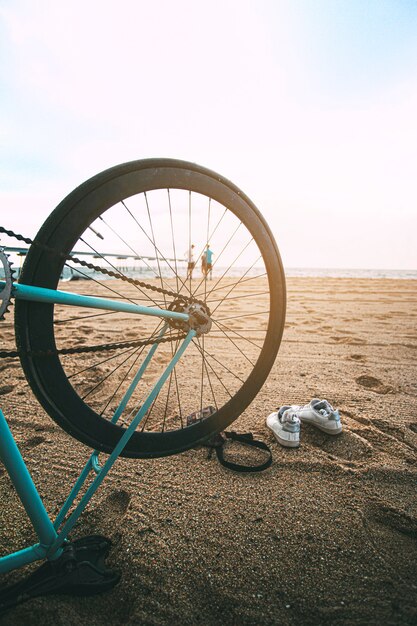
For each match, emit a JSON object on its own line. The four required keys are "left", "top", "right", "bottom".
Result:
{"left": 95, "top": 214, "right": 168, "bottom": 306}
{"left": 204, "top": 198, "right": 211, "bottom": 302}
{"left": 214, "top": 310, "right": 270, "bottom": 322}
{"left": 209, "top": 260, "right": 264, "bottom": 317}
{"left": 79, "top": 237, "right": 159, "bottom": 306}
{"left": 203, "top": 239, "right": 255, "bottom": 302}
{"left": 66, "top": 345, "right": 138, "bottom": 380}
{"left": 161, "top": 331, "right": 183, "bottom": 432}
{"left": 209, "top": 320, "right": 255, "bottom": 366}
{"left": 121, "top": 199, "right": 191, "bottom": 297}
{"left": 192, "top": 341, "right": 236, "bottom": 395}
{"left": 169, "top": 329, "right": 183, "bottom": 426}
{"left": 98, "top": 345, "right": 147, "bottom": 417}
{"left": 196, "top": 335, "right": 218, "bottom": 411}
{"left": 213, "top": 319, "right": 264, "bottom": 350}
{"left": 105, "top": 206, "right": 175, "bottom": 295}
{"left": 207, "top": 291, "right": 271, "bottom": 305}
{"left": 191, "top": 219, "right": 243, "bottom": 298}
{"left": 192, "top": 339, "right": 246, "bottom": 384}
{"left": 199, "top": 335, "right": 205, "bottom": 412}
{"left": 64, "top": 262, "right": 140, "bottom": 303}
{"left": 167, "top": 189, "right": 180, "bottom": 294}
{"left": 194, "top": 270, "right": 267, "bottom": 301}
{"left": 144, "top": 192, "right": 167, "bottom": 307}
{"left": 177, "top": 206, "right": 228, "bottom": 299}
{"left": 163, "top": 369, "right": 174, "bottom": 432}
{"left": 81, "top": 343, "right": 145, "bottom": 401}
{"left": 54, "top": 310, "right": 120, "bottom": 325}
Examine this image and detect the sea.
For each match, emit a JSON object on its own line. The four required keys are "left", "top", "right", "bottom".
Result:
{"left": 61, "top": 265, "right": 417, "bottom": 281}
{"left": 2, "top": 260, "right": 416, "bottom": 282}
{"left": 284, "top": 267, "right": 417, "bottom": 280}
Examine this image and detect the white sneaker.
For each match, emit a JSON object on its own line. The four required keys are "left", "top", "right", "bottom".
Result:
{"left": 284, "top": 399, "right": 342, "bottom": 435}
{"left": 266, "top": 409, "right": 301, "bottom": 448}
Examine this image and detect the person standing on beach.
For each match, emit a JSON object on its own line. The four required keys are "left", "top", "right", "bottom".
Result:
{"left": 185, "top": 244, "right": 195, "bottom": 279}
{"left": 203, "top": 244, "right": 213, "bottom": 280}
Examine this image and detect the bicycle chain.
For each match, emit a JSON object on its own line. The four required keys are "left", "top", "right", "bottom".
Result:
{"left": 0, "top": 225, "right": 198, "bottom": 359}
{"left": 0, "top": 333, "right": 187, "bottom": 359}
{"left": 0, "top": 226, "right": 200, "bottom": 303}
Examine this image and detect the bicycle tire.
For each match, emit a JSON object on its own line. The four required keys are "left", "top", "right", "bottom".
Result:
{"left": 15, "top": 159, "right": 286, "bottom": 458}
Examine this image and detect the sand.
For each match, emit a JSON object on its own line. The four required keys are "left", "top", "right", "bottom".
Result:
{"left": 0, "top": 276, "right": 416, "bottom": 625}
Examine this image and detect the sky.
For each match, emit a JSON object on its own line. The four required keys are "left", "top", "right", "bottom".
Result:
{"left": 1, "top": 0, "right": 416, "bottom": 270}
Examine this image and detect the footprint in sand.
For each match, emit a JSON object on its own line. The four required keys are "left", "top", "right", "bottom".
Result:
{"left": 331, "top": 336, "right": 366, "bottom": 345}
{"left": 83, "top": 489, "right": 131, "bottom": 543}
{"left": 104, "top": 489, "right": 132, "bottom": 516}
{"left": 372, "top": 419, "right": 405, "bottom": 440}
{"left": 305, "top": 428, "right": 374, "bottom": 463}
{"left": 0, "top": 384, "right": 15, "bottom": 395}
{"left": 23, "top": 435, "right": 46, "bottom": 450}
{"left": 91, "top": 489, "right": 131, "bottom": 526}
{"left": 368, "top": 502, "right": 417, "bottom": 539}
{"left": 349, "top": 354, "right": 366, "bottom": 362}
{"left": 356, "top": 375, "right": 393, "bottom": 395}
{"left": 340, "top": 408, "right": 371, "bottom": 426}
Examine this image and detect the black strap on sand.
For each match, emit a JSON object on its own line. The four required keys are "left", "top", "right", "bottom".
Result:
{"left": 204, "top": 431, "right": 272, "bottom": 473}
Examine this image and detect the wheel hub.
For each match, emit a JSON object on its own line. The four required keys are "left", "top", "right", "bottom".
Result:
{"left": 168, "top": 298, "right": 212, "bottom": 337}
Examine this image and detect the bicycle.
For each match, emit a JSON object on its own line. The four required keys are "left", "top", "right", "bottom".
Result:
{"left": 0, "top": 158, "right": 286, "bottom": 594}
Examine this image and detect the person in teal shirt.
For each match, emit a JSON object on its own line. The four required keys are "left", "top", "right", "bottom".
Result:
{"left": 202, "top": 244, "right": 213, "bottom": 279}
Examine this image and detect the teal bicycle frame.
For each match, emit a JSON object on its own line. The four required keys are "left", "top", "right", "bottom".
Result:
{"left": 0, "top": 280, "right": 195, "bottom": 574}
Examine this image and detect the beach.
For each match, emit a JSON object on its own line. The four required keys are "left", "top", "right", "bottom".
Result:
{"left": 0, "top": 275, "right": 416, "bottom": 625}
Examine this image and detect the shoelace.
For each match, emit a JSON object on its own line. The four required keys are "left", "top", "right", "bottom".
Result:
{"left": 281, "top": 410, "right": 300, "bottom": 425}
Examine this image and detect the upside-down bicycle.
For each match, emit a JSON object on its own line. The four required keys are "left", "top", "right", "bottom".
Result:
{"left": 0, "top": 159, "right": 286, "bottom": 606}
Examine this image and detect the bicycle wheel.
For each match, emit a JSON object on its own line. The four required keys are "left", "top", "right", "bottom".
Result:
{"left": 15, "top": 159, "right": 286, "bottom": 458}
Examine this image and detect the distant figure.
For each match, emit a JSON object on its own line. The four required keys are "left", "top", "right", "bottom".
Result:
{"left": 202, "top": 244, "right": 213, "bottom": 280}
{"left": 185, "top": 244, "right": 195, "bottom": 279}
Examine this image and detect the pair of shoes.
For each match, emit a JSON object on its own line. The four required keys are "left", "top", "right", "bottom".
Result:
{"left": 266, "top": 399, "right": 342, "bottom": 448}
